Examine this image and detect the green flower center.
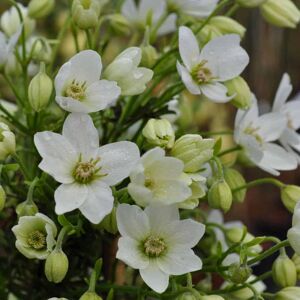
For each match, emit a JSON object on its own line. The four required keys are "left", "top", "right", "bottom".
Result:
{"left": 244, "top": 126, "right": 263, "bottom": 144}
{"left": 191, "top": 60, "right": 214, "bottom": 84}
{"left": 143, "top": 236, "right": 167, "bottom": 257}
{"left": 27, "top": 230, "right": 46, "bottom": 250}
{"left": 65, "top": 80, "right": 87, "bottom": 101}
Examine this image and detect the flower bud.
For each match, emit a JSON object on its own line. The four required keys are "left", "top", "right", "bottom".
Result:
{"left": 260, "top": 0, "right": 300, "bottom": 28}
{"left": 272, "top": 253, "right": 297, "bottom": 288}
{"left": 198, "top": 25, "right": 222, "bottom": 44}
{"left": 108, "top": 14, "right": 131, "bottom": 35}
{"left": 292, "top": 254, "right": 300, "bottom": 280}
{"left": 28, "top": 37, "right": 52, "bottom": 63}
{"left": 171, "top": 134, "right": 215, "bottom": 173}
{"left": 225, "top": 77, "right": 251, "bottom": 110}
{"left": 176, "top": 293, "right": 197, "bottom": 300}
{"left": 45, "top": 249, "right": 69, "bottom": 283}
{"left": 79, "top": 292, "right": 103, "bottom": 300}
{"left": 16, "top": 200, "right": 39, "bottom": 217}
{"left": 237, "top": 0, "right": 267, "bottom": 7}
{"left": 224, "top": 168, "right": 246, "bottom": 203}
{"left": 275, "top": 287, "right": 300, "bottom": 300}
{"left": 28, "top": 0, "right": 55, "bottom": 19}
{"left": 0, "top": 185, "right": 6, "bottom": 211}
{"left": 200, "top": 296, "right": 225, "bottom": 300}
{"left": 28, "top": 64, "right": 53, "bottom": 112}
{"left": 228, "top": 263, "right": 252, "bottom": 284}
{"left": 226, "top": 227, "right": 245, "bottom": 244}
{"left": 99, "top": 206, "right": 118, "bottom": 234}
{"left": 0, "top": 122, "right": 16, "bottom": 160}
{"left": 281, "top": 185, "right": 300, "bottom": 213}
{"left": 209, "top": 16, "right": 246, "bottom": 38}
{"left": 143, "top": 118, "right": 175, "bottom": 149}
{"left": 141, "top": 44, "right": 158, "bottom": 68}
{"left": 208, "top": 180, "right": 233, "bottom": 212}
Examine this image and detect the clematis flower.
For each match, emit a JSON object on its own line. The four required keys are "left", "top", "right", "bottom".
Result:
{"left": 234, "top": 96, "right": 297, "bottom": 175}
{"left": 103, "top": 47, "right": 153, "bottom": 96}
{"left": 34, "top": 113, "right": 140, "bottom": 224}
{"left": 288, "top": 202, "right": 300, "bottom": 255}
{"left": 177, "top": 26, "right": 249, "bottom": 103}
{"left": 167, "top": 0, "right": 219, "bottom": 18}
{"left": 128, "top": 147, "right": 192, "bottom": 207}
{"left": 272, "top": 73, "right": 300, "bottom": 163}
{"left": 54, "top": 50, "right": 121, "bottom": 113}
{"left": 116, "top": 204, "right": 205, "bottom": 293}
{"left": 0, "top": 29, "right": 20, "bottom": 67}
{"left": 121, "top": 0, "right": 177, "bottom": 37}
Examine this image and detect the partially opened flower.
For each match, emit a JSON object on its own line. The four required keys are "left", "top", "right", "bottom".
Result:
{"left": 177, "top": 26, "right": 249, "bottom": 103}
{"left": 121, "top": 0, "right": 177, "bottom": 37}
{"left": 12, "top": 213, "right": 57, "bottom": 260}
{"left": 234, "top": 96, "right": 297, "bottom": 175}
{"left": 272, "top": 73, "right": 300, "bottom": 163}
{"left": 34, "top": 113, "right": 140, "bottom": 224}
{"left": 55, "top": 50, "right": 121, "bottom": 113}
{"left": 116, "top": 204, "right": 205, "bottom": 293}
{"left": 103, "top": 47, "right": 153, "bottom": 96}
{"left": 288, "top": 202, "right": 300, "bottom": 255}
{"left": 128, "top": 147, "right": 192, "bottom": 207}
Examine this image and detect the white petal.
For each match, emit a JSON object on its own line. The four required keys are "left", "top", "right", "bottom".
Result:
{"left": 55, "top": 62, "right": 72, "bottom": 96}
{"left": 139, "top": 0, "right": 165, "bottom": 22}
{"left": 177, "top": 61, "right": 201, "bottom": 95}
{"left": 62, "top": 113, "right": 99, "bottom": 158}
{"left": 98, "top": 141, "right": 140, "bottom": 186}
{"left": 56, "top": 96, "right": 93, "bottom": 113}
{"left": 116, "top": 47, "right": 141, "bottom": 66}
{"left": 116, "top": 237, "right": 149, "bottom": 269}
{"left": 288, "top": 227, "right": 300, "bottom": 255}
{"left": 280, "top": 128, "right": 300, "bottom": 148}
{"left": 54, "top": 183, "right": 88, "bottom": 214}
{"left": 121, "top": 0, "right": 138, "bottom": 21}
{"left": 178, "top": 26, "right": 201, "bottom": 70}
{"left": 273, "top": 73, "right": 292, "bottom": 112}
{"left": 79, "top": 181, "right": 113, "bottom": 224}
{"left": 140, "top": 262, "right": 169, "bottom": 293}
{"left": 127, "top": 183, "right": 153, "bottom": 207}
{"left": 201, "top": 82, "right": 233, "bottom": 103}
{"left": 141, "top": 147, "right": 165, "bottom": 168}
{"left": 181, "top": 0, "right": 218, "bottom": 18}
{"left": 157, "top": 13, "right": 177, "bottom": 36}
{"left": 285, "top": 100, "right": 300, "bottom": 129}
{"left": 200, "top": 34, "right": 249, "bottom": 81}
{"left": 116, "top": 204, "right": 150, "bottom": 240}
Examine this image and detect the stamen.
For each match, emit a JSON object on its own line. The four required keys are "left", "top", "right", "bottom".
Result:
{"left": 27, "top": 230, "right": 46, "bottom": 250}
{"left": 64, "top": 80, "right": 87, "bottom": 101}
{"left": 143, "top": 236, "right": 167, "bottom": 257}
{"left": 191, "top": 60, "right": 214, "bottom": 84}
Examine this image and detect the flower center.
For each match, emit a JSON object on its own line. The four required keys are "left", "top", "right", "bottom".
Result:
{"left": 143, "top": 236, "right": 167, "bottom": 257}
{"left": 244, "top": 126, "right": 263, "bottom": 144}
{"left": 27, "top": 230, "right": 46, "bottom": 250}
{"left": 73, "top": 157, "right": 101, "bottom": 183}
{"left": 191, "top": 60, "right": 214, "bottom": 84}
{"left": 65, "top": 80, "right": 87, "bottom": 101}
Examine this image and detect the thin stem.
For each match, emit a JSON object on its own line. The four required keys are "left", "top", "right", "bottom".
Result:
{"left": 26, "top": 177, "right": 39, "bottom": 203}
{"left": 55, "top": 226, "right": 71, "bottom": 250}
{"left": 12, "top": 154, "right": 32, "bottom": 180}
{"left": 217, "top": 145, "right": 242, "bottom": 157}
{"left": 85, "top": 29, "right": 93, "bottom": 49}
{"left": 226, "top": 3, "right": 240, "bottom": 16}
{"left": 232, "top": 178, "right": 284, "bottom": 193}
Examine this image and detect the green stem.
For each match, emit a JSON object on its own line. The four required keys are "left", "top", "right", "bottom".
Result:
{"left": 232, "top": 178, "right": 284, "bottom": 193}
{"left": 26, "top": 177, "right": 39, "bottom": 203}
{"left": 226, "top": 3, "right": 240, "bottom": 16}
{"left": 217, "top": 145, "right": 242, "bottom": 157}
{"left": 85, "top": 29, "right": 93, "bottom": 49}
{"left": 55, "top": 226, "right": 71, "bottom": 250}
{"left": 12, "top": 154, "right": 32, "bottom": 180}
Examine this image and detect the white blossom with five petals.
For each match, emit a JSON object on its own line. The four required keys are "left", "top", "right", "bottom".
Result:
{"left": 34, "top": 113, "right": 140, "bottom": 224}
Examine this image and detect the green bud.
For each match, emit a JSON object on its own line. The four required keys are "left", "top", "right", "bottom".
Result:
{"left": 99, "top": 206, "right": 118, "bottom": 234}
{"left": 198, "top": 24, "right": 222, "bottom": 44}
{"left": 272, "top": 253, "right": 297, "bottom": 288}
{"left": 209, "top": 16, "right": 246, "bottom": 38}
{"left": 226, "top": 227, "right": 245, "bottom": 244}
{"left": 208, "top": 180, "right": 233, "bottom": 212}
{"left": 281, "top": 185, "right": 300, "bottom": 213}
{"left": 200, "top": 296, "right": 225, "bottom": 300}
{"left": 28, "top": 0, "right": 55, "bottom": 19}
{"left": 141, "top": 44, "right": 158, "bottom": 68}
{"left": 16, "top": 200, "right": 39, "bottom": 217}
{"left": 143, "top": 118, "right": 175, "bottom": 149}
{"left": 275, "top": 287, "right": 300, "bottom": 300}
{"left": 224, "top": 168, "right": 246, "bottom": 203}
{"left": 45, "top": 249, "right": 69, "bottom": 283}
{"left": 28, "top": 63, "right": 53, "bottom": 112}
{"left": 0, "top": 185, "right": 6, "bottom": 211}
{"left": 171, "top": 134, "right": 215, "bottom": 173}
{"left": 225, "top": 77, "right": 252, "bottom": 110}
{"left": 109, "top": 14, "right": 131, "bottom": 35}
{"left": 79, "top": 292, "right": 103, "bottom": 300}
{"left": 176, "top": 293, "right": 197, "bottom": 300}
{"left": 228, "top": 263, "right": 252, "bottom": 284}
{"left": 237, "top": 0, "right": 267, "bottom": 8}
{"left": 292, "top": 254, "right": 300, "bottom": 280}
{"left": 0, "top": 122, "right": 16, "bottom": 160}
{"left": 260, "top": 0, "right": 300, "bottom": 28}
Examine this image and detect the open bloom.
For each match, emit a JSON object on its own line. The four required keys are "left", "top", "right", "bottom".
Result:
{"left": 34, "top": 113, "right": 140, "bottom": 224}
{"left": 116, "top": 204, "right": 205, "bottom": 293}
{"left": 234, "top": 96, "right": 297, "bottom": 175}
{"left": 288, "top": 202, "right": 300, "bottom": 255}
{"left": 177, "top": 26, "right": 249, "bottom": 103}
{"left": 55, "top": 50, "right": 121, "bottom": 113}
{"left": 103, "top": 47, "right": 153, "bottom": 96}
{"left": 121, "top": 0, "right": 177, "bottom": 37}
{"left": 128, "top": 147, "right": 191, "bottom": 207}
{"left": 12, "top": 213, "right": 57, "bottom": 260}
{"left": 272, "top": 73, "right": 300, "bottom": 163}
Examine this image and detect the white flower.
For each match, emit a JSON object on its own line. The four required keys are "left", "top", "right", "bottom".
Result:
{"left": 116, "top": 203, "right": 205, "bottom": 293}
{"left": 288, "top": 201, "right": 300, "bottom": 255}
{"left": 0, "top": 29, "right": 20, "bottom": 67}
{"left": 103, "top": 47, "right": 153, "bottom": 96}
{"left": 128, "top": 147, "right": 192, "bottom": 207}
{"left": 0, "top": 122, "right": 16, "bottom": 160}
{"left": 272, "top": 73, "right": 300, "bottom": 163}
{"left": 54, "top": 50, "right": 121, "bottom": 113}
{"left": 34, "top": 113, "right": 140, "bottom": 224}
{"left": 121, "top": 0, "right": 177, "bottom": 37}
{"left": 177, "top": 26, "right": 249, "bottom": 103}
{"left": 168, "top": 0, "right": 219, "bottom": 18}
{"left": 234, "top": 96, "right": 297, "bottom": 175}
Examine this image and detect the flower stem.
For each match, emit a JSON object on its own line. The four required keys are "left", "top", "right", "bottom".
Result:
{"left": 217, "top": 145, "right": 242, "bottom": 157}
{"left": 232, "top": 178, "right": 284, "bottom": 193}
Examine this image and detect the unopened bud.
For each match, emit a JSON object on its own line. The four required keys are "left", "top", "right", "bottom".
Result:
{"left": 226, "top": 227, "right": 245, "bottom": 244}
{"left": 16, "top": 200, "right": 38, "bottom": 217}
{"left": 141, "top": 44, "right": 158, "bottom": 68}
{"left": 225, "top": 77, "right": 251, "bottom": 110}
{"left": 198, "top": 25, "right": 222, "bottom": 44}
{"left": 28, "top": 63, "right": 53, "bottom": 112}
{"left": 0, "top": 122, "right": 16, "bottom": 160}
{"left": 0, "top": 185, "right": 6, "bottom": 211}
{"left": 237, "top": 0, "right": 267, "bottom": 8}
{"left": 176, "top": 293, "right": 197, "bottom": 300}
{"left": 275, "top": 287, "right": 300, "bottom": 300}
{"left": 224, "top": 168, "right": 246, "bottom": 203}
{"left": 281, "top": 185, "right": 300, "bottom": 213}
{"left": 200, "top": 296, "right": 225, "bottom": 300}
{"left": 45, "top": 249, "right": 69, "bottom": 283}
{"left": 292, "top": 254, "right": 300, "bottom": 280}
{"left": 79, "top": 292, "right": 103, "bottom": 300}
{"left": 208, "top": 180, "right": 233, "bottom": 212}
{"left": 209, "top": 16, "right": 246, "bottom": 38}
{"left": 109, "top": 14, "right": 131, "bottom": 35}
{"left": 99, "top": 206, "right": 118, "bottom": 234}
{"left": 28, "top": 0, "right": 55, "bottom": 19}
{"left": 228, "top": 263, "right": 252, "bottom": 284}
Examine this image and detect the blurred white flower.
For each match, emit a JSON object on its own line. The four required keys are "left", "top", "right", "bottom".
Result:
{"left": 0, "top": 29, "right": 20, "bottom": 67}
{"left": 288, "top": 201, "right": 300, "bottom": 255}
{"left": 103, "top": 47, "right": 153, "bottom": 96}
{"left": 234, "top": 96, "right": 297, "bottom": 175}
{"left": 116, "top": 203, "right": 205, "bottom": 293}
{"left": 177, "top": 26, "right": 249, "bottom": 103}
{"left": 128, "top": 147, "right": 192, "bottom": 207}
{"left": 0, "top": 122, "right": 16, "bottom": 160}
{"left": 34, "top": 113, "right": 140, "bottom": 224}
{"left": 55, "top": 50, "right": 121, "bottom": 113}
{"left": 272, "top": 73, "right": 300, "bottom": 164}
